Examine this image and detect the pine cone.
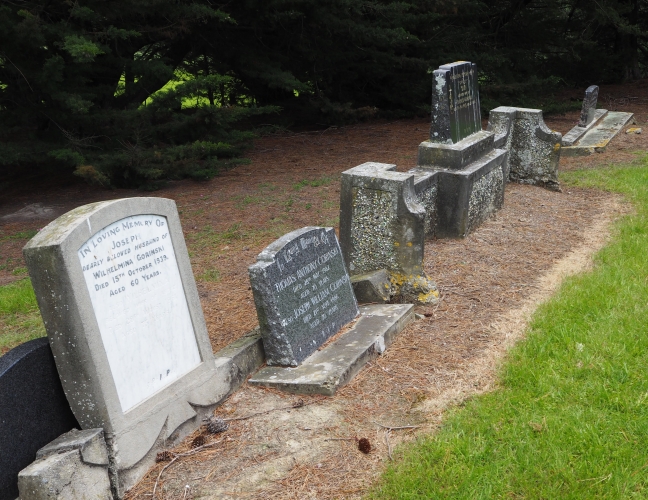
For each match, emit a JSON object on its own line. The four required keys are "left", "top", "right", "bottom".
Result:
{"left": 156, "top": 450, "right": 173, "bottom": 462}
{"left": 203, "top": 415, "right": 229, "bottom": 434}
{"left": 358, "top": 437, "right": 371, "bottom": 454}
{"left": 191, "top": 435, "right": 207, "bottom": 449}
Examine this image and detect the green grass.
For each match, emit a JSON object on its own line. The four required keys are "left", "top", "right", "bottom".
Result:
{"left": 198, "top": 268, "right": 221, "bottom": 283}
{"left": 0, "top": 229, "right": 38, "bottom": 241}
{"left": 292, "top": 175, "right": 333, "bottom": 191}
{"left": 370, "top": 158, "right": 648, "bottom": 499}
{"left": 0, "top": 279, "right": 46, "bottom": 354}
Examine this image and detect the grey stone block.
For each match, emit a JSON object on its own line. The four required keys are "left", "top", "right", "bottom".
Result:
{"left": 562, "top": 109, "right": 608, "bottom": 146}
{"left": 488, "top": 107, "right": 562, "bottom": 191}
{"left": 339, "top": 163, "right": 438, "bottom": 304}
{"left": 410, "top": 147, "right": 507, "bottom": 238}
{"left": 340, "top": 162, "right": 426, "bottom": 277}
{"left": 351, "top": 269, "right": 391, "bottom": 304}
{"left": 18, "top": 449, "right": 111, "bottom": 500}
{"left": 249, "top": 304, "right": 414, "bottom": 395}
{"left": 214, "top": 329, "right": 265, "bottom": 392}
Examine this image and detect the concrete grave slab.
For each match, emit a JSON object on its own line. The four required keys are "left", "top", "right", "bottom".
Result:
{"left": 249, "top": 227, "right": 359, "bottom": 367}
{"left": 561, "top": 111, "right": 635, "bottom": 157}
{"left": 0, "top": 338, "right": 79, "bottom": 500}
{"left": 562, "top": 109, "right": 608, "bottom": 146}
{"left": 249, "top": 304, "right": 414, "bottom": 395}
{"left": 22, "top": 198, "right": 243, "bottom": 497}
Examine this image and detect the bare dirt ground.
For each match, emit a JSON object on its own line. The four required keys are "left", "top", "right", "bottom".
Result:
{"left": 1, "top": 80, "right": 647, "bottom": 497}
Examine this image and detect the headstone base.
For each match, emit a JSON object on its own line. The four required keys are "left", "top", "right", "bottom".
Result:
{"left": 412, "top": 141, "right": 507, "bottom": 238}
{"left": 561, "top": 112, "right": 635, "bottom": 157}
{"left": 249, "top": 304, "right": 414, "bottom": 395}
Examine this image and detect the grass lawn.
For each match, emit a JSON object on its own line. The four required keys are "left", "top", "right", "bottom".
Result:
{"left": 370, "top": 156, "right": 648, "bottom": 499}
{"left": 0, "top": 278, "right": 45, "bottom": 354}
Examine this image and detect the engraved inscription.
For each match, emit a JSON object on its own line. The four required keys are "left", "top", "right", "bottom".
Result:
{"left": 250, "top": 227, "right": 358, "bottom": 366}
{"left": 78, "top": 214, "right": 201, "bottom": 412}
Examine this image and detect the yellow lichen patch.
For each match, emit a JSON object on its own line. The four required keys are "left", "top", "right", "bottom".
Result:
{"left": 406, "top": 242, "right": 413, "bottom": 247}
{"left": 393, "top": 242, "right": 400, "bottom": 247}
{"left": 418, "top": 289, "right": 438, "bottom": 303}
{"left": 553, "top": 143, "right": 560, "bottom": 151}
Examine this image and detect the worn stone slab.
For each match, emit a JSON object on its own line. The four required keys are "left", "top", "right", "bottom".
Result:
{"left": 249, "top": 227, "right": 359, "bottom": 367}
{"left": 249, "top": 304, "right": 414, "bottom": 395}
{"left": 430, "top": 61, "right": 481, "bottom": 144}
{"left": 0, "top": 338, "right": 79, "bottom": 500}
{"left": 561, "top": 111, "right": 635, "bottom": 157}
{"left": 562, "top": 109, "right": 608, "bottom": 146}
{"left": 23, "top": 198, "right": 234, "bottom": 497}
{"left": 579, "top": 85, "right": 599, "bottom": 127}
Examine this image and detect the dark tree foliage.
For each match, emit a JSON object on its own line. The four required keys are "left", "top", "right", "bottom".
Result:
{"left": 0, "top": 0, "right": 645, "bottom": 187}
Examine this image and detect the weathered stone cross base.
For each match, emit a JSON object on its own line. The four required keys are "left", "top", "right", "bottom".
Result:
{"left": 561, "top": 110, "right": 635, "bottom": 157}
{"left": 248, "top": 304, "right": 413, "bottom": 395}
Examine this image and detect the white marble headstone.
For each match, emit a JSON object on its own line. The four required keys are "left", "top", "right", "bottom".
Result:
{"left": 78, "top": 214, "right": 201, "bottom": 411}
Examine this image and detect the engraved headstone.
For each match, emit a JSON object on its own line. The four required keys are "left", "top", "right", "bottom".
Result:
{"left": 249, "top": 227, "right": 359, "bottom": 367}
{"left": 23, "top": 198, "right": 230, "bottom": 497}
{"left": 578, "top": 85, "right": 599, "bottom": 127}
{"left": 430, "top": 61, "right": 481, "bottom": 144}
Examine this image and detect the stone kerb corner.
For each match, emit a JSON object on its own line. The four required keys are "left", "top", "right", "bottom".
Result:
{"left": 339, "top": 162, "right": 439, "bottom": 305}
{"left": 487, "top": 107, "right": 562, "bottom": 191}
{"left": 23, "top": 198, "right": 233, "bottom": 497}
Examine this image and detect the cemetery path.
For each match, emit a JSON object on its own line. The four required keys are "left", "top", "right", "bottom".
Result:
{"left": 0, "top": 82, "right": 645, "bottom": 495}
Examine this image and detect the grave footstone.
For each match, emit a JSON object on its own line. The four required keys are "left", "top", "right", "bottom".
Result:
{"left": 0, "top": 338, "right": 79, "bottom": 500}
{"left": 248, "top": 227, "right": 413, "bottom": 394}
{"left": 23, "top": 198, "right": 236, "bottom": 497}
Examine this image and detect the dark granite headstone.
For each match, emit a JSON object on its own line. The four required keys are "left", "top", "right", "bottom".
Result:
{"left": 430, "top": 61, "right": 481, "bottom": 144}
{"left": 578, "top": 85, "right": 599, "bottom": 127}
{"left": 0, "top": 338, "right": 79, "bottom": 500}
{"left": 249, "top": 227, "right": 359, "bottom": 367}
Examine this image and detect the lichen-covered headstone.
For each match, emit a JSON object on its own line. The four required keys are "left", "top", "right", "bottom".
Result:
{"left": 578, "top": 85, "right": 599, "bottom": 127}
{"left": 430, "top": 61, "right": 481, "bottom": 144}
{"left": 249, "top": 227, "right": 359, "bottom": 367}
{"left": 23, "top": 197, "right": 231, "bottom": 497}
